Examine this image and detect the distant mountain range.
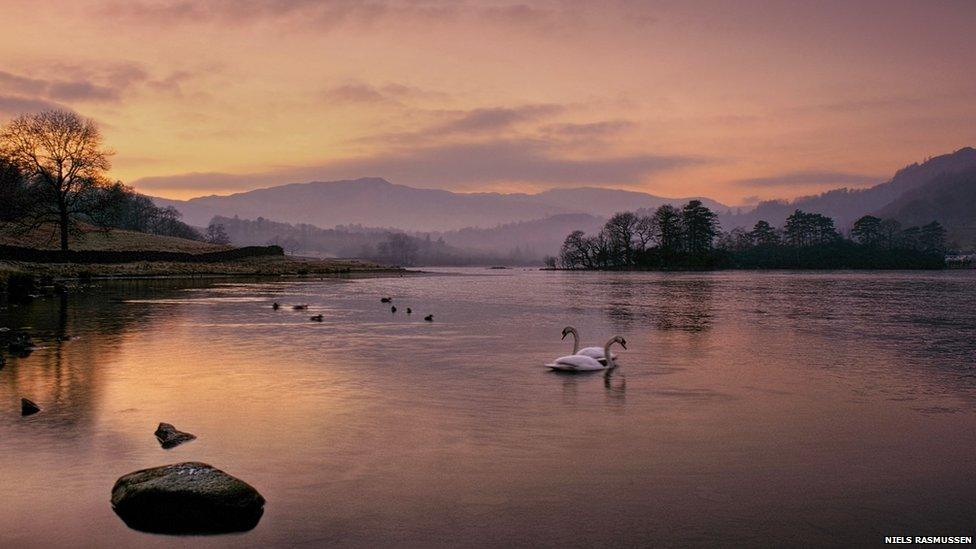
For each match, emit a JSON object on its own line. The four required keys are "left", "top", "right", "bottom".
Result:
{"left": 151, "top": 178, "right": 726, "bottom": 232}
{"left": 151, "top": 146, "right": 976, "bottom": 254}
{"left": 430, "top": 213, "right": 605, "bottom": 257}
{"left": 724, "top": 147, "right": 976, "bottom": 231}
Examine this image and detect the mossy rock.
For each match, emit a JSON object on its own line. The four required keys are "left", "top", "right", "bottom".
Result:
{"left": 111, "top": 462, "right": 264, "bottom": 534}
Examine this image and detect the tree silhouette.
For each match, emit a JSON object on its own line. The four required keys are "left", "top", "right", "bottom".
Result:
{"left": 919, "top": 221, "right": 946, "bottom": 253}
{"left": 0, "top": 156, "right": 30, "bottom": 224}
{"left": 749, "top": 220, "right": 780, "bottom": 247}
{"left": 603, "top": 212, "right": 640, "bottom": 265}
{"left": 0, "top": 110, "right": 114, "bottom": 251}
{"left": 651, "top": 204, "right": 683, "bottom": 253}
{"left": 205, "top": 223, "right": 231, "bottom": 245}
{"left": 559, "top": 230, "right": 592, "bottom": 269}
{"left": 851, "top": 215, "right": 882, "bottom": 246}
{"left": 681, "top": 200, "right": 719, "bottom": 255}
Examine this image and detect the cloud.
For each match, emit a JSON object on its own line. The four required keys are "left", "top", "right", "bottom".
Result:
{"left": 46, "top": 80, "right": 119, "bottom": 102}
{"left": 360, "top": 103, "right": 568, "bottom": 145}
{"left": 0, "top": 94, "right": 68, "bottom": 117}
{"left": 0, "top": 71, "right": 47, "bottom": 95}
{"left": 792, "top": 96, "right": 925, "bottom": 115}
{"left": 323, "top": 83, "right": 391, "bottom": 104}
{"left": 100, "top": 0, "right": 604, "bottom": 33}
{"left": 133, "top": 138, "right": 706, "bottom": 194}
{"left": 0, "top": 63, "right": 214, "bottom": 114}
{"left": 731, "top": 170, "right": 880, "bottom": 187}
{"left": 435, "top": 105, "right": 564, "bottom": 134}
{"left": 100, "top": 0, "right": 459, "bottom": 29}
{"left": 0, "top": 64, "right": 152, "bottom": 104}
{"left": 540, "top": 119, "right": 636, "bottom": 138}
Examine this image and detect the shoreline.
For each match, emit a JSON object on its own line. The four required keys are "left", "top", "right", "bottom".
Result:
{"left": 0, "top": 255, "right": 409, "bottom": 284}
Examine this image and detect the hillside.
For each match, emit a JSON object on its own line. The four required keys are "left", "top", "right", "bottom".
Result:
{"left": 212, "top": 215, "right": 544, "bottom": 266}
{"left": 432, "top": 213, "right": 605, "bottom": 257}
{"left": 528, "top": 188, "right": 727, "bottom": 217}
{"left": 152, "top": 178, "right": 728, "bottom": 231}
{"left": 0, "top": 224, "right": 229, "bottom": 253}
{"left": 721, "top": 147, "right": 976, "bottom": 230}
{"left": 878, "top": 167, "right": 976, "bottom": 249}
{"left": 212, "top": 213, "right": 606, "bottom": 264}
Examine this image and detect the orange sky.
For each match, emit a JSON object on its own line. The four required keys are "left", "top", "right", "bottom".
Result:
{"left": 1, "top": 0, "right": 974, "bottom": 204}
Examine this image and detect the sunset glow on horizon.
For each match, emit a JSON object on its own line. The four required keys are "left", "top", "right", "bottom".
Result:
{"left": 1, "top": 0, "right": 974, "bottom": 203}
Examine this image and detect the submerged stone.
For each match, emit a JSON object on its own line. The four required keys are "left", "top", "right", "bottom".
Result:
{"left": 111, "top": 462, "right": 265, "bottom": 534}
{"left": 21, "top": 398, "right": 40, "bottom": 416}
{"left": 6, "top": 331, "right": 34, "bottom": 353}
{"left": 154, "top": 422, "right": 197, "bottom": 449}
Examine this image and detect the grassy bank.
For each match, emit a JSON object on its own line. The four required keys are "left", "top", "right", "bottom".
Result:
{"left": 0, "top": 255, "right": 401, "bottom": 281}
{"left": 0, "top": 224, "right": 403, "bottom": 284}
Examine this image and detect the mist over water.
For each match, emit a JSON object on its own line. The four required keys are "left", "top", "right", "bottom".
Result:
{"left": 1, "top": 269, "right": 974, "bottom": 547}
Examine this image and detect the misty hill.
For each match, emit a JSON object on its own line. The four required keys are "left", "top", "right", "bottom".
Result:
{"left": 211, "top": 215, "right": 544, "bottom": 266}
{"left": 525, "top": 188, "right": 727, "bottom": 218}
{"left": 432, "top": 213, "right": 605, "bottom": 258}
{"left": 722, "top": 147, "right": 976, "bottom": 230}
{"left": 153, "top": 178, "right": 727, "bottom": 231}
{"left": 878, "top": 167, "right": 976, "bottom": 249}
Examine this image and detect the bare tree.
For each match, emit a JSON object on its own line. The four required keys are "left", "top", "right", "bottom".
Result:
{"left": 0, "top": 110, "right": 113, "bottom": 250}
{"left": 205, "top": 222, "right": 232, "bottom": 245}
{"left": 0, "top": 156, "right": 30, "bottom": 224}
{"left": 603, "top": 212, "right": 640, "bottom": 266}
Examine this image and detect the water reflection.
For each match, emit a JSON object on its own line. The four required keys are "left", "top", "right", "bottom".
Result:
{"left": 648, "top": 278, "right": 715, "bottom": 332}
{"left": 0, "top": 280, "right": 226, "bottom": 435}
{"left": 0, "top": 270, "right": 975, "bottom": 547}
{"left": 561, "top": 273, "right": 715, "bottom": 333}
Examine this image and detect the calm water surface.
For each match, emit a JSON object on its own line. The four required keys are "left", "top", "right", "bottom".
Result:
{"left": 1, "top": 269, "right": 975, "bottom": 547}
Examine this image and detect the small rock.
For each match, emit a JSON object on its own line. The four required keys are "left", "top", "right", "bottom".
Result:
{"left": 21, "top": 398, "right": 40, "bottom": 416}
{"left": 111, "top": 462, "right": 265, "bottom": 534}
{"left": 7, "top": 332, "right": 34, "bottom": 353}
{"left": 154, "top": 422, "right": 197, "bottom": 449}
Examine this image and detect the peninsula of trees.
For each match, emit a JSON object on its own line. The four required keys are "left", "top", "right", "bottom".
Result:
{"left": 556, "top": 201, "right": 948, "bottom": 270}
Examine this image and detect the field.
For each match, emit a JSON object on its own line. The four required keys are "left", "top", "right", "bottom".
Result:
{"left": 0, "top": 224, "right": 230, "bottom": 253}
{"left": 0, "top": 225, "right": 400, "bottom": 280}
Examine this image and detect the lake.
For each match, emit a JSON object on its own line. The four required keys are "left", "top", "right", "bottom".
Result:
{"left": 1, "top": 268, "right": 974, "bottom": 547}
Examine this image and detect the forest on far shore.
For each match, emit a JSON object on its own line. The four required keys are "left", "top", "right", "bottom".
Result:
{"left": 554, "top": 201, "right": 948, "bottom": 270}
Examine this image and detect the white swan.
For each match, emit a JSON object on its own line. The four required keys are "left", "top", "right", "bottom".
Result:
{"left": 561, "top": 326, "right": 618, "bottom": 364}
{"left": 548, "top": 336, "right": 627, "bottom": 372}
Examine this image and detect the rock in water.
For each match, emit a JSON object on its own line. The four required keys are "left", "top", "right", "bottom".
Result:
{"left": 21, "top": 398, "right": 40, "bottom": 416}
{"left": 7, "top": 331, "right": 34, "bottom": 353}
{"left": 111, "top": 462, "right": 265, "bottom": 534}
{"left": 154, "top": 422, "right": 197, "bottom": 449}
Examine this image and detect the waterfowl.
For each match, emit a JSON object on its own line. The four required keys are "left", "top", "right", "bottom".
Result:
{"left": 391, "top": 306, "right": 397, "bottom": 313}
{"left": 380, "top": 297, "right": 392, "bottom": 303}
{"left": 406, "top": 308, "right": 412, "bottom": 314}
{"left": 310, "top": 314, "right": 324, "bottom": 322}
{"left": 293, "top": 304, "right": 308, "bottom": 310}
{"left": 424, "top": 314, "right": 433, "bottom": 322}
{"left": 272, "top": 302, "right": 280, "bottom": 310}
{"left": 547, "top": 336, "right": 627, "bottom": 372}
{"left": 561, "top": 326, "right": 617, "bottom": 365}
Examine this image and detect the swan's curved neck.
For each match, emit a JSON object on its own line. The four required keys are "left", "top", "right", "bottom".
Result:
{"left": 567, "top": 328, "right": 579, "bottom": 354}
{"left": 603, "top": 338, "right": 617, "bottom": 369}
